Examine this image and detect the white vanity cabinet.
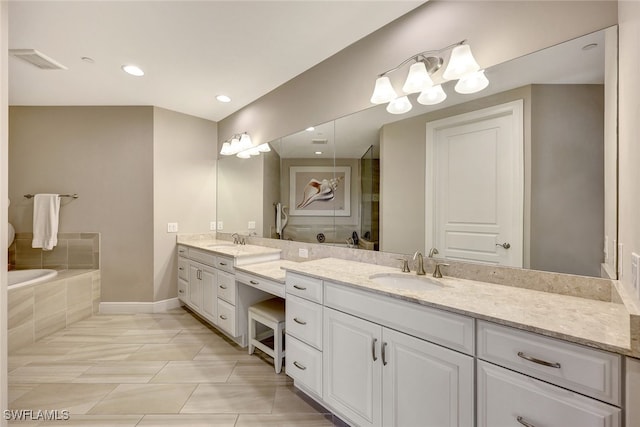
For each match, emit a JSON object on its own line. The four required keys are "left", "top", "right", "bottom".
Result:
{"left": 323, "top": 299, "right": 474, "bottom": 427}
{"left": 177, "top": 248, "right": 189, "bottom": 303}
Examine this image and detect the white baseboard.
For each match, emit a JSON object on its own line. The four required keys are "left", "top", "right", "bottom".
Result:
{"left": 99, "top": 297, "right": 182, "bottom": 314}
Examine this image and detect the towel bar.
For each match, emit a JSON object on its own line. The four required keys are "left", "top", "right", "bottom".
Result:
{"left": 24, "top": 194, "right": 78, "bottom": 199}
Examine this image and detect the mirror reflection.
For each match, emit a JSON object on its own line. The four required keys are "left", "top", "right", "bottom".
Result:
{"left": 217, "top": 27, "right": 617, "bottom": 278}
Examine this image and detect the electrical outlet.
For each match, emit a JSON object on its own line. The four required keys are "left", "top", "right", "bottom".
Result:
{"left": 167, "top": 222, "right": 178, "bottom": 233}
{"left": 299, "top": 248, "right": 309, "bottom": 258}
{"left": 248, "top": 221, "right": 256, "bottom": 230}
{"left": 217, "top": 221, "right": 223, "bottom": 230}
{"left": 618, "top": 242, "right": 624, "bottom": 278}
{"left": 210, "top": 222, "right": 216, "bottom": 231}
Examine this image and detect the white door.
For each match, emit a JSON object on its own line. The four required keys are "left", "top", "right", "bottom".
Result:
{"left": 426, "top": 100, "right": 523, "bottom": 267}
{"left": 188, "top": 264, "right": 203, "bottom": 311}
{"left": 323, "top": 307, "right": 382, "bottom": 427}
{"left": 382, "top": 327, "right": 474, "bottom": 427}
{"left": 201, "top": 267, "right": 217, "bottom": 324}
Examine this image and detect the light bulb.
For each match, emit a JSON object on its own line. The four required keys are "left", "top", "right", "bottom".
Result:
{"left": 239, "top": 133, "right": 253, "bottom": 150}
{"left": 402, "top": 61, "right": 433, "bottom": 94}
{"left": 386, "top": 96, "right": 412, "bottom": 114}
{"left": 442, "top": 44, "right": 480, "bottom": 80}
{"left": 454, "top": 70, "right": 489, "bottom": 94}
{"left": 417, "top": 85, "right": 447, "bottom": 105}
{"left": 370, "top": 76, "right": 398, "bottom": 104}
{"left": 220, "top": 142, "right": 234, "bottom": 156}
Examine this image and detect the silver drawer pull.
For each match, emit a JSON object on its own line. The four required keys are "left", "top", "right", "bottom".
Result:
{"left": 293, "top": 361, "right": 307, "bottom": 371}
{"left": 516, "top": 416, "right": 536, "bottom": 427}
{"left": 219, "top": 315, "right": 228, "bottom": 320}
{"left": 382, "top": 342, "right": 388, "bottom": 366}
{"left": 517, "top": 351, "right": 561, "bottom": 369}
{"left": 178, "top": 249, "right": 186, "bottom": 253}
{"left": 293, "top": 284, "right": 307, "bottom": 290}
{"left": 250, "top": 280, "right": 259, "bottom": 285}
{"left": 372, "top": 338, "right": 378, "bottom": 362}
{"left": 219, "top": 262, "right": 228, "bottom": 266}
{"left": 293, "top": 317, "right": 307, "bottom": 325}
{"left": 219, "top": 285, "right": 227, "bottom": 289}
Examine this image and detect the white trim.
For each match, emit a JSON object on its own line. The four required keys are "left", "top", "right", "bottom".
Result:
{"left": 99, "top": 297, "right": 182, "bottom": 314}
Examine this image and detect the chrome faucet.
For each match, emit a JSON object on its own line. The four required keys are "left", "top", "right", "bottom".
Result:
{"left": 232, "top": 233, "right": 240, "bottom": 245}
{"left": 428, "top": 247, "right": 439, "bottom": 257}
{"left": 433, "top": 262, "right": 450, "bottom": 278}
{"left": 396, "top": 258, "right": 410, "bottom": 273}
{"left": 413, "top": 251, "right": 426, "bottom": 275}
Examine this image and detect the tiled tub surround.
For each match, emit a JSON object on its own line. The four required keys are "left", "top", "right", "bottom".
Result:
{"left": 8, "top": 269, "right": 101, "bottom": 353}
{"left": 9, "top": 232, "right": 100, "bottom": 270}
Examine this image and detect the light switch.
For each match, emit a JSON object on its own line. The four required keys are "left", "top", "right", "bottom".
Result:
{"left": 167, "top": 222, "right": 178, "bottom": 233}
{"left": 248, "top": 221, "right": 256, "bottom": 230}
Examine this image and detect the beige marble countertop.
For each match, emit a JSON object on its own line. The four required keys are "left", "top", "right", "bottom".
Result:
{"left": 284, "top": 258, "right": 637, "bottom": 357}
{"left": 234, "top": 259, "right": 301, "bottom": 284}
{"left": 177, "top": 237, "right": 282, "bottom": 259}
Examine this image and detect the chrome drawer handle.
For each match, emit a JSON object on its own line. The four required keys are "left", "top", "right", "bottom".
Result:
{"left": 219, "top": 285, "right": 227, "bottom": 289}
{"left": 179, "top": 249, "right": 186, "bottom": 253}
{"left": 250, "top": 280, "right": 259, "bottom": 285}
{"left": 372, "top": 338, "right": 378, "bottom": 361}
{"left": 382, "top": 342, "right": 388, "bottom": 366}
{"left": 293, "top": 317, "right": 307, "bottom": 325}
{"left": 517, "top": 351, "right": 561, "bottom": 369}
{"left": 219, "top": 315, "right": 228, "bottom": 320}
{"left": 293, "top": 285, "right": 307, "bottom": 290}
{"left": 293, "top": 361, "right": 307, "bottom": 371}
{"left": 219, "top": 262, "right": 228, "bottom": 266}
{"left": 516, "top": 416, "right": 536, "bottom": 427}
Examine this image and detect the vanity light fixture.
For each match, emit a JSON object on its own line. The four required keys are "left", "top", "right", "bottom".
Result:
{"left": 370, "top": 40, "right": 489, "bottom": 114}
{"left": 219, "top": 132, "right": 271, "bottom": 158}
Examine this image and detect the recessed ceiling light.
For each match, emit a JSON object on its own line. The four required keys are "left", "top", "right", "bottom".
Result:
{"left": 216, "top": 95, "right": 231, "bottom": 103}
{"left": 315, "top": 151, "right": 323, "bottom": 155}
{"left": 306, "top": 127, "right": 315, "bottom": 132}
{"left": 122, "top": 64, "right": 144, "bottom": 76}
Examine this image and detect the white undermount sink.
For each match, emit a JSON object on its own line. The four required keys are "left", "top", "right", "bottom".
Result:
{"left": 368, "top": 273, "right": 443, "bottom": 291}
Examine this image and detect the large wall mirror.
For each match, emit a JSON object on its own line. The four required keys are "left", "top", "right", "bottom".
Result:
{"left": 217, "top": 26, "right": 618, "bottom": 279}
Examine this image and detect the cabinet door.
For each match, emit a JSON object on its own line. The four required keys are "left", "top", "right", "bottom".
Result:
{"left": 477, "top": 361, "right": 620, "bottom": 427}
{"left": 188, "top": 264, "right": 203, "bottom": 311}
{"left": 382, "top": 327, "right": 474, "bottom": 427}
{"left": 201, "top": 267, "right": 217, "bottom": 324}
{"left": 323, "top": 307, "right": 382, "bottom": 427}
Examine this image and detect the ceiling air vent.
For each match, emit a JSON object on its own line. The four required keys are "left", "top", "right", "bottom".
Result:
{"left": 9, "top": 49, "right": 67, "bottom": 70}
{"left": 311, "top": 139, "right": 328, "bottom": 145}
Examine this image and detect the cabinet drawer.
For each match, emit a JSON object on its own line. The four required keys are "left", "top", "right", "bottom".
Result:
{"left": 477, "top": 361, "right": 620, "bottom": 427}
{"left": 189, "top": 248, "right": 216, "bottom": 267}
{"left": 215, "top": 256, "right": 234, "bottom": 273}
{"left": 477, "top": 321, "right": 621, "bottom": 405}
{"left": 324, "top": 281, "right": 474, "bottom": 355}
{"left": 286, "top": 335, "right": 323, "bottom": 397}
{"left": 236, "top": 271, "right": 285, "bottom": 298}
{"left": 217, "top": 299, "right": 236, "bottom": 337}
{"left": 178, "top": 278, "right": 188, "bottom": 302}
{"left": 286, "top": 273, "right": 323, "bottom": 303}
{"left": 217, "top": 271, "right": 236, "bottom": 304}
{"left": 286, "top": 294, "right": 323, "bottom": 350}
{"left": 177, "top": 257, "right": 188, "bottom": 281}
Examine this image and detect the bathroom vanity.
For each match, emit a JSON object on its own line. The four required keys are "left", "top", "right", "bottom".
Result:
{"left": 176, "top": 237, "right": 640, "bottom": 427}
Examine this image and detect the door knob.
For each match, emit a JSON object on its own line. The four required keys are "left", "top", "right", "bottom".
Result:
{"left": 496, "top": 242, "right": 511, "bottom": 249}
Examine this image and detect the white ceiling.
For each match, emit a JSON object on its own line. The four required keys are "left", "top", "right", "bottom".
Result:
{"left": 8, "top": 0, "right": 424, "bottom": 122}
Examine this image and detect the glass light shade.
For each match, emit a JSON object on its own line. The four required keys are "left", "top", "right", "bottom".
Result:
{"left": 454, "top": 70, "right": 489, "bottom": 94}
{"left": 402, "top": 61, "right": 434, "bottom": 94}
{"left": 370, "top": 76, "right": 398, "bottom": 104}
{"left": 258, "top": 143, "right": 271, "bottom": 152}
{"left": 229, "top": 136, "right": 241, "bottom": 152}
{"left": 239, "top": 133, "right": 253, "bottom": 150}
{"left": 220, "top": 142, "right": 234, "bottom": 155}
{"left": 236, "top": 150, "right": 251, "bottom": 159}
{"left": 248, "top": 146, "right": 261, "bottom": 156}
{"left": 442, "top": 44, "right": 480, "bottom": 80}
{"left": 417, "top": 85, "right": 447, "bottom": 105}
{"left": 386, "top": 96, "right": 412, "bottom": 114}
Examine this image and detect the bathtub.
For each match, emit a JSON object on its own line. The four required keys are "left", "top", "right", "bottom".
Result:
{"left": 8, "top": 269, "right": 58, "bottom": 288}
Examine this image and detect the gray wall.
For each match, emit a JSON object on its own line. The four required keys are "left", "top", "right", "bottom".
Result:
{"left": 530, "top": 85, "right": 604, "bottom": 277}
{"left": 9, "top": 106, "right": 155, "bottom": 302}
{"left": 153, "top": 107, "right": 217, "bottom": 302}
{"left": 218, "top": 1, "right": 616, "bottom": 147}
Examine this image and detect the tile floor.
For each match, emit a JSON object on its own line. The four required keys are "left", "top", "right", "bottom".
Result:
{"left": 7, "top": 307, "right": 343, "bottom": 426}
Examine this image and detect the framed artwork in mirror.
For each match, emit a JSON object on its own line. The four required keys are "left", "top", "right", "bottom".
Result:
{"left": 290, "top": 166, "right": 351, "bottom": 216}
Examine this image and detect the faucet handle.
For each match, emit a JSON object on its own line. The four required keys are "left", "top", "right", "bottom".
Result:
{"left": 433, "top": 262, "right": 450, "bottom": 278}
{"left": 396, "top": 258, "right": 410, "bottom": 273}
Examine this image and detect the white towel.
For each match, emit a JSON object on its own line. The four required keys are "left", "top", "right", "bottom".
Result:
{"left": 32, "top": 194, "right": 60, "bottom": 251}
